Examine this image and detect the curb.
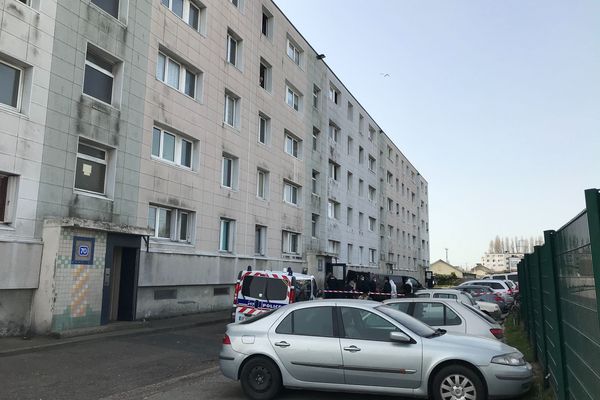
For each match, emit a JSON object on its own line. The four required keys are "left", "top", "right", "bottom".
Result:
{"left": 0, "top": 316, "right": 229, "bottom": 357}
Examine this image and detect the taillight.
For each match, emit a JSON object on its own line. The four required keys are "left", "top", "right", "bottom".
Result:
{"left": 508, "top": 288, "right": 513, "bottom": 295}
{"left": 495, "top": 295, "right": 503, "bottom": 302}
{"left": 233, "top": 283, "right": 240, "bottom": 303}
{"left": 490, "top": 328, "right": 504, "bottom": 339}
{"left": 223, "top": 334, "right": 231, "bottom": 345}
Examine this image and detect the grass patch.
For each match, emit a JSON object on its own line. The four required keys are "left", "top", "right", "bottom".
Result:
{"left": 504, "top": 313, "right": 554, "bottom": 400}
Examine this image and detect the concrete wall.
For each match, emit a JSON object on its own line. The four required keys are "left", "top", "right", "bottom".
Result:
{"left": 0, "top": 289, "right": 34, "bottom": 336}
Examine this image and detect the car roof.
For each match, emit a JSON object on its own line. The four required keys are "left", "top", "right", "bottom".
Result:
{"left": 241, "top": 270, "right": 315, "bottom": 280}
{"left": 415, "top": 289, "right": 464, "bottom": 294}
{"left": 384, "top": 297, "right": 461, "bottom": 304}
{"left": 467, "top": 279, "right": 509, "bottom": 284}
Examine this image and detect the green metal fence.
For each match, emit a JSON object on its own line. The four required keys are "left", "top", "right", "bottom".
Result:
{"left": 519, "top": 189, "right": 600, "bottom": 400}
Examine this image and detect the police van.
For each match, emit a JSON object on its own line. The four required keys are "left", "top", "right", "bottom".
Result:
{"left": 232, "top": 268, "right": 318, "bottom": 322}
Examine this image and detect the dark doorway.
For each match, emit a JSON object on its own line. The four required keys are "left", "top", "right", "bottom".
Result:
{"left": 102, "top": 234, "right": 141, "bottom": 324}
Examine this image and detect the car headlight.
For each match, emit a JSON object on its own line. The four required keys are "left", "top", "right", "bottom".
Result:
{"left": 491, "top": 352, "right": 525, "bottom": 366}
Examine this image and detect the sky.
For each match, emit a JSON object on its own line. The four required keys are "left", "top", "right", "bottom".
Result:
{"left": 274, "top": 0, "right": 600, "bottom": 268}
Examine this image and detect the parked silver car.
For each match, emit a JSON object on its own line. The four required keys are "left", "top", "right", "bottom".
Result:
{"left": 383, "top": 297, "right": 505, "bottom": 341}
{"left": 220, "top": 299, "right": 532, "bottom": 400}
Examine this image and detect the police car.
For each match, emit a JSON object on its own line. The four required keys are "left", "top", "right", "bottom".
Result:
{"left": 231, "top": 268, "right": 318, "bottom": 322}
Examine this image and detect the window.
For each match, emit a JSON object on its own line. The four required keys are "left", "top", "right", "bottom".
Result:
{"left": 312, "top": 127, "right": 319, "bottom": 151}
{"left": 312, "top": 84, "right": 320, "bottom": 109}
{"left": 255, "top": 225, "right": 267, "bottom": 255}
{"left": 283, "top": 181, "right": 299, "bottom": 205}
{"left": 152, "top": 127, "right": 193, "bottom": 168}
{"left": 311, "top": 170, "right": 319, "bottom": 195}
{"left": 276, "top": 307, "right": 334, "bottom": 337}
{"left": 387, "top": 171, "right": 393, "bottom": 184}
{"left": 328, "top": 123, "right": 340, "bottom": 143}
{"left": 358, "top": 114, "right": 364, "bottom": 134}
{"left": 328, "top": 160, "right": 340, "bottom": 181}
{"left": 328, "top": 240, "right": 340, "bottom": 254}
{"left": 388, "top": 225, "right": 393, "bottom": 238}
{"left": 258, "top": 113, "right": 270, "bottom": 144}
{"left": 286, "top": 85, "right": 300, "bottom": 111}
{"left": 346, "top": 207, "right": 353, "bottom": 226}
{"left": 242, "top": 276, "right": 287, "bottom": 302}
{"left": 257, "top": 169, "right": 269, "bottom": 199}
{"left": 230, "top": 0, "right": 242, "bottom": 9}
{"left": 368, "top": 217, "right": 376, "bottom": 232}
{"left": 282, "top": 230, "right": 300, "bottom": 254}
{"left": 221, "top": 154, "right": 238, "bottom": 189}
{"left": 328, "top": 84, "right": 340, "bottom": 104}
{"left": 327, "top": 199, "right": 340, "bottom": 220}
{"left": 358, "top": 212, "right": 364, "bottom": 230}
{"left": 148, "top": 205, "right": 193, "bottom": 242}
{"left": 368, "top": 126, "right": 376, "bottom": 141}
{"left": 346, "top": 171, "right": 353, "bottom": 192}
{"left": 347, "top": 136, "right": 353, "bottom": 155}
{"left": 156, "top": 52, "right": 198, "bottom": 98}
{"left": 84, "top": 47, "right": 120, "bottom": 105}
{"left": 161, "top": 0, "right": 206, "bottom": 33}
{"left": 359, "top": 246, "right": 364, "bottom": 264}
{"left": 347, "top": 102, "right": 354, "bottom": 120}
{"left": 0, "top": 174, "right": 17, "bottom": 224}
{"left": 75, "top": 140, "right": 112, "bottom": 196}
{"left": 227, "top": 30, "right": 242, "bottom": 68}
{"left": 286, "top": 38, "right": 301, "bottom": 65}
{"left": 284, "top": 132, "right": 301, "bottom": 158}
{"left": 369, "top": 248, "right": 376, "bottom": 264}
{"left": 413, "top": 302, "right": 461, "bottom": 326}
{"left": 311, "top": 214, "right": 318, "bottom": 237}
{"left": 368, "top": 185, "right": 376, "bottom": 202}
{"left": 259, "top": 58, "right": 272, "bottom": 91}
{"left": 387, "top": 198, "right": 393, "bottom": 212}
{"left": 347, "top": 244, "right": 353, "bottom": 263}
{"left": 368, "top": 155, "right": 376, "bottom": 172}
{"left": 224, "top": 91, "right": 240, "bottom": 128}
{"left": 261, "top": 7, "right": 273, "bottom": 37}
{"left": 358, "top": 146, "right": 364, "bottom": 164}
{"left": 0, "top": 60, "right": 22, "bottom": 110}
{"left": 92, "top": 0, "right": 119, "bottom": 18}
{"left": 340, "top": 307, "right": 397, "bottom": 341}
{"left": 358, "top": 179, "right": 364, "bottom": 197}
{"left": 219, "top": 218, "right": 236, "bottom": 252}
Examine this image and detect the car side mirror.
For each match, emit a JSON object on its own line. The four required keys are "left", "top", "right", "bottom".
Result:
{"left": 390, "top": 331, "right": 412, "bottom": 343}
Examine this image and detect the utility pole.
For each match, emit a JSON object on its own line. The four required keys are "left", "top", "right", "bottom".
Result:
{"left": 445, "top": 248, "right": 449, "bottom": 263}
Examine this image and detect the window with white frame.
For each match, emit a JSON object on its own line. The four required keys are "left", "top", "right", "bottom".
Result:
{"left": 311, "top": 214, "right": 318, "bottom": 238}
{"left": 368, "top": 126, "right": 376, "bottom": 141}
{"left": 327, "top": 199, "right": 340, "bottom": 220}
{"left": 328, "top": 84, "right": 340, "bottom": 104}
{"left": 369, "top": 248, "right": 376, "bottom": 264}
{"left": 92, "top": 0, "right": 119, "bottom": 18}
{"left": 282, "top": 230, "right": 300, "bottom": 255}
{"left": 358, "top": 146, "right": 364, "bottom": 164}
{"left": 347, "top": 244, "right": 353, "bottom": 264}
{"left": 261, "top": 7, "right": 273, "bottom": 38}
{"left": 219, "top": 218, "right": 236, "bottom": 252}
{"left": 152, "top": 126, "right": 193, "bottom": 168}
{"left": 312, "top": 127, "right": 319, "bottom": 151}
{"left": 368, "top": 155, "right": 376, "bottom": 172}
{"left": 0, "top": 60, "right": 22, "bottom": 110}
{"left": 311, "top": 170, "right": 319, "bottom": 195}
{"left": 224, "top": 91, "right": 240, "bottom": 128}
{"left": 259, "top": 58, "right": 272, "bottom": 91}
{"left": 221, "top": 153, "right": 238, "bottom": 189}
{"left": 327, "top": 240, "right": 340, "bottom": 255}
{"left": 386, "top": 171, "right": 393, "bottom": 184}
{"left": 387, "top": 198, "right": 393, "bottom": 212}
{"left": 368, "top": 185, "right": 376, "bottom": 202}
{"left": 0, "top": 173, "right": 17, "bottom": 224}
{"left": 328, "top": 123, "right": 340, "bottom": 143}
{"left": 358, "top": 179, "right": 364, "bottom": 197}
{"left": 312, "top": 84, "right": 320, "bottom": 109}
{"left": 388, "top": 225, "right": 393, "bottom": 238}
{"left": 286, "top": 38, "right": 301, "bottom": 65}
{"left": 346, "top": 207, "right": 353, "bottom": 226}
{"left": 84, "top": 46, "right": 121, "bottom": 106}
{"left": 148, "top": 205, "right": 193, "bottom": 242}
{"left": 74, "top": 139, "right": 113, "bottom": 196}
{"left": 258, "top": 113, "right": 270, "bottom": 144}
{"left": 328, "top": 160, "right": 340, "bottom": 182}
{"left": 346, "top": 171, "right": 353, "bottom": 192}
{"left": 358, "top": 212, "right": 364, "bottom": 230}
{"left": 358, "top": 114, "right": 364, "bottom": 134}
{"left": 227, "top": 29, "right": 242, "bottom": 68}
{"left": 283, "top": 181, "right": 299, "bottom": 205}
{"left": 257, "top": 168, "right": 269, "bottom": 199}
{"left": 347, "top": 136, "right": 353, "bottom": 155}
{"left": 368, "top": 216, "right": 376, "bottom": 232}
{"left": 286, "top": 85, "right": 300, "bottom": 111}
{"left": 156, "top": 51, "right": 198, "bottom": 99}
{"left": 255, "top": 225, "right": 267, "bottom": 255}
{"left": 284, "top": 131, "right": 301, "bottom": 158}
{"left": 347, "top": 102, "right": 354, "bottom": 120}
{"left": 161, "top": 0, "right": 206, "bottom": 33}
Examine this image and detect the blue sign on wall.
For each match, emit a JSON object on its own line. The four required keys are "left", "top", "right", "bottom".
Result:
{"left": 72, "top": 236, "right": 95, "bottom": 265}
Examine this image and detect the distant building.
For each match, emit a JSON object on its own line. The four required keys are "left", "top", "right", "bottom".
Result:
{"left": 481, "top": 253, "right": 524, "bottom": 272}
{"left": 471, "top": 264, "right": 493, "bottom": 278}
{"left": 430, "top": 259, "right": 464, "bottom": 278}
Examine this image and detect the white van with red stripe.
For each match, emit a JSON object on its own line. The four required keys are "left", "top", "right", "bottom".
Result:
{"left": 232, "top": 268, "right": 317, "bottom": 322}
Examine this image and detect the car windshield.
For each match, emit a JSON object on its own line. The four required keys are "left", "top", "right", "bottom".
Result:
{"left": 376, "top": 305, "right": 436, "bottom": 337}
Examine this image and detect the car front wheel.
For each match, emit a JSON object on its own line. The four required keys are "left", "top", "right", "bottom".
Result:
{"left": 432, "top": 364, "right": 485, "bottom": 400}
{"left": 240, "top": 357, "right": 282, "bottom": 400}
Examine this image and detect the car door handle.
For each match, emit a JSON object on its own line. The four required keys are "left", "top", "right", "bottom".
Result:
{"left": 343, "top": 345, "right": 361, "bottom": 352}
{"left": 274, "top": 341, "right": 290, "bottom": 348}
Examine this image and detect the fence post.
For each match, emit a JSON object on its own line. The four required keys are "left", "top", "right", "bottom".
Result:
{"left": 542, "top": 230, "right": 567, "bottom": 400}
{"left": 584, "top": 188, "right": 600, "bottom": 327}
{"left": 533, "top": 246, "right": 548, "bottom": 375}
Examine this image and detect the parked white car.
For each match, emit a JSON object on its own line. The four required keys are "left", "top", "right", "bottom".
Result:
{"left": 459, "top": 280, "right": 515, "bottom": 304}
{"left": 414, "top": 289, "right": 502, "bottom": 320}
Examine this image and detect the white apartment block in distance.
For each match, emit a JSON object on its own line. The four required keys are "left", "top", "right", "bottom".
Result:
{"left": 0, "top": 0, "right": 429, "bottom": 335}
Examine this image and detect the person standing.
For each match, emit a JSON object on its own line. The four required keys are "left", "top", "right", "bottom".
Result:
{"left": 389, "top": 277, "right": 397, "bottom": 299}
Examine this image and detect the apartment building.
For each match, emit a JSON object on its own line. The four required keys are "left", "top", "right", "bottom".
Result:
{"left": 481, "top": 252, "right": 523, "bottom": 272}
{"left": 0, "top": 0, "right": 429, "bottom": 335}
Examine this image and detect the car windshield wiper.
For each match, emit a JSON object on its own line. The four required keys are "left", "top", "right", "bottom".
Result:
{"left": 428, "top": 328, "right": 446, "bottom": 338}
